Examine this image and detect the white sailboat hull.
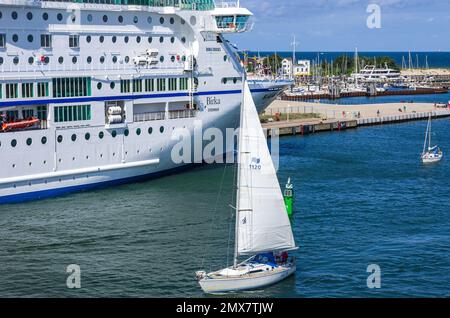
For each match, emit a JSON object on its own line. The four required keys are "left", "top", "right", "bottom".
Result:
{"left": 422, "top": 152, "right": 443, "bottom": 164}
{"left": 198, "top": 264, "right": 296, "bottom": 294}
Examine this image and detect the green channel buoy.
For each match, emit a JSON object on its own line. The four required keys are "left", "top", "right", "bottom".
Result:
{"left": 284, "top": 178, "right": 294, "bottom": 218}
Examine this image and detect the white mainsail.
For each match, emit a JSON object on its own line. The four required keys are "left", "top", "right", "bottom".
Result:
{"left": 236, "top": 82, "right": 296, "bottom": 256}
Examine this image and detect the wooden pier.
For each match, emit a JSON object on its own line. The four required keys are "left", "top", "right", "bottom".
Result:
{"left": 263, "top": 109, "right": 450, "bottom": 138}
{"left": 281, "top": 88, "right": 449, "bottom": 102}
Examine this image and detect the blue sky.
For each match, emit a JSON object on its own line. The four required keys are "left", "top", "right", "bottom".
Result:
{"left": 228, "top": 0, "right": 450, "bottom": 51}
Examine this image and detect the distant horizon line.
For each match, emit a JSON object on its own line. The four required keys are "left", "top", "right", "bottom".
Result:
{"left": 240, "top": 50, "right": 450, "bottom": 53}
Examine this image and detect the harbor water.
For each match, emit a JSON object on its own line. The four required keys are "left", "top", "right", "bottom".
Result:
{"left": 0, "top": 119, "right": 449, "bottom": 297}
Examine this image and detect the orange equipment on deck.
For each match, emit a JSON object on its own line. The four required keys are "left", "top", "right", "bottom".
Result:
{"left": 1, "top": 117, "right": 40, "bottom": 132}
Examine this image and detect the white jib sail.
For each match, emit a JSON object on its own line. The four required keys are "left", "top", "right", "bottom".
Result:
{"left": 237, "top": 82, "right": 297, "bottom": 256}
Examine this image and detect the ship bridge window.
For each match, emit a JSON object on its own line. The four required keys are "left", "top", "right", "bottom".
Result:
{"left": 215, "top": 16, "right": 234, "bottom": 29}
{"left": 157, "top": 78, "right": 166, "bottom": 92}
{"left": 168, "top": 78, "right": 177, "bottom": 91}
{"left": 120, "top": 79, "right": 131, "bottom": 93}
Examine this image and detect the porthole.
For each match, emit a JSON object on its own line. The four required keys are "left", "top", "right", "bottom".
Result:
{"left": 0, "top": 57, "right": 3, "bottom": 65}
{"left": 111, "top": 130, "right": 117, "bottom": 138}
{"left": 26, "top": 12, "right": 33, "bottom": 20}
{"left": 87, "top": 56, "right": 92, "bottom": 64}
{"left": 57, "top": 135, "right": 63, "bottom": 143}
{"left": 41, "top": 136, "right": 47, "bottom": 144}
{"left": 99, "top": 35, "right": 104, "bottom": 43}
{"left": 11, "top": 139, "right": 17, "bottom": 147}
{"left": 103, "top": 15, "right": 108, "bottom": 23}
{"left": 26, "top": 138, "right": 32, "bottom": 146}
{"left": 181, "top": 18, "right": 186, "bottom": 25}
{"left": 160, "top": 17, "right": 164, "bottom": 24}
{"left": 28, "top": 57, "right": 34, "bottom": 65}
{"left": 160, "top": 126, "right": 164, "bottom": 133}
{"left": 43, "top": 12, "right": 48, "bottom": 21}
{"left": 71, "top": 134, "right": 77, "bottom": 142}
{"left": 100, "top": 56, "right": 105, "bottom": 64}
{"left": 71, "top": 14, "right": 76, "bottom": 23}
{"left": 190, "top": 16, "right": 196, "bottom": 26}
{"left": 86, "top": 35, "right": 91, "bottom": 43}
{"left": 222, "top": 78, "right": 227, "bottom": 84}
{"left": 170, "top": 37, "right": 175, "bottom": 44}
{"left": 99, "top": 131, "right": 104, "bottom": 139}
{"left": 124, "top": 36, "right": 129, "bottom": 43}
{"left": 170, "top": 17, "right": 175, "bottom": 24}
{"left": 181, "top": 37, "right": 186, "bottom": 44}
{"left": 85, "top": 133, "right": 91, "bottom": 141}
{"left": 136, "top": 36, "right": 141, "bottom": 43}
{"left": 171, "top": 56, "right": 175, "bottom": 63}
{"left": 125, "top": 56, "right": 130, "bottom": 63}
{"left": 233, "top": 78, "right": 238, "bottom": 84}
{"left": 148, "top": 37, "right": 152, "bottom": 43}
{"left": 224, "top": 55, "right": 228, "bottom": 62}
{"left": 57, "top": 13, "right": 63, "bottom": 21}
{"left": 112, "top": 56, "right": 117, "bottom": 63}
{"left": 72, "top": 56, "right": 77, "bottom": 64}
{"left": 110, "top": 82, "right": 115, "bottom": 89}
{"left": 136, "top": 128, "right": 141, "bottom": 136}
{"left": 124, "top": 129, "right": 129, "bottom": 137}
{"left": 148, "top": 127, "right": 153, "bottom": 134}
{"left": 97, "top": 82, "right": 102, "bottom": 90}
{"left": 13, "top": 56, "right": 19, "bottom": 65}
{"left": 159, "top": 36, "right": 164, "bottom": 43}
{"left": 27, "top": 34, "right": 33, "bottom": 43}
{"left": 87, "top": 14, "right": 92, "bottom": 22}
{"left": 118, "top": 15, "right": 123, "bottom": 23}
{"left": 133, "top": 16, "right": 138, "bottom": 24}
{"left": 147, "top": 16, "right": 152, "bottom": 24}
{"left": 12, "top": 34, "right": 18, "bottom": 42}
{"left": 112, "top": 36, "right": 117, "bottom": 43}
{"left": 12, "top": 11, "right": 18, "bottom": 20}
{"left": 44, "top": 56, "right": 49, "bottom": 64}
{"left": 160, "top": 56, "right": 164, "bottom": 63}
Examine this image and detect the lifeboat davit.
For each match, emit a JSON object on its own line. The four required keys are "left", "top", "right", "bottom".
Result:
{"left": 1, "top": 117, "right": 40, "bottom": 132}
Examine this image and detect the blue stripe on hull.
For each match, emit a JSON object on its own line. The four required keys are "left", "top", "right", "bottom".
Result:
{"left": 0, "top": 164, "right": 195, "bottom": 204}
{"left": 0, "top": 88, "right": 277, "bottom": 108}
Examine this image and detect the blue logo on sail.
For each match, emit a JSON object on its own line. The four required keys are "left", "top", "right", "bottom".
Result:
{"left": 250, "top": 157, "right": 262, "bottom": 170}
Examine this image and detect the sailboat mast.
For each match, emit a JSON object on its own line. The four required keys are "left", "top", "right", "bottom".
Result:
{"left": 429, "top": 115, "right": 432, "bottom": 150}
{"left": 234, "top": 75, "right": 246, "bottom": 268}
{"left": 423, "top": 115, "right": 430, "bottom": 154}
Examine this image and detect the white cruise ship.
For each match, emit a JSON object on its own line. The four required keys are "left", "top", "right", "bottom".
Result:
{"left": 353, "top": 64, "right": 401, "bottom": 82}
{"left": 0, "top": 0, "right": 289, "bottom": 204}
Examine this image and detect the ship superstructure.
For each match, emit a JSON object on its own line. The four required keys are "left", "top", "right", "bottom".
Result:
{"left": 0, "top": 0, "right": 287, "bottom": 203}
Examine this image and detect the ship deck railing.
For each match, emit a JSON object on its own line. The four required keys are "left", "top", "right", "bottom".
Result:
{"left": 133, "top": 109, "right": 198, "bottom": 122}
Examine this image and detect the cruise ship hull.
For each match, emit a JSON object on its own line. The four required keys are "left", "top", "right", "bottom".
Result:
{"left": 0, "top": 86, "right": 285, "bottom": 204}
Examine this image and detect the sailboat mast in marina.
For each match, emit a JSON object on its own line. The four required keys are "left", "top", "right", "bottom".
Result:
{"left": 196, "top": 81, "right": 297, "bottom": 294}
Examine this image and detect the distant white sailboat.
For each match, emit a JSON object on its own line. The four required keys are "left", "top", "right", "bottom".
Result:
{"left": 421, "top": 114, "right": 443, "bottom": 164}
{"left": 196, "top": 81, "right": 297, "bottom": 294}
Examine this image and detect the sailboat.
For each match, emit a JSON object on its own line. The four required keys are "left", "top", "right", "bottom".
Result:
{"left": 421, "top": 114, "right": 443, "bottom": 164}
{"left": 196, "top": 81, "right": 298, "bottom": 294}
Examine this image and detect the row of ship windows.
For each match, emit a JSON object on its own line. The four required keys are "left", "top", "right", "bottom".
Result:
{"left": 0, "top": 77, "right": 191, "bottom": 99}
{"left": 0, "top": 53, "right": 185, "bottom": 66}
{"left": 3, "top": 126, "right": 165, "bottom": 148}
{"left": 0, "top": 34, "right": 186, "bottom": 49}
{"left": 0, "top": 10, "right": 183, "bottom": 26}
